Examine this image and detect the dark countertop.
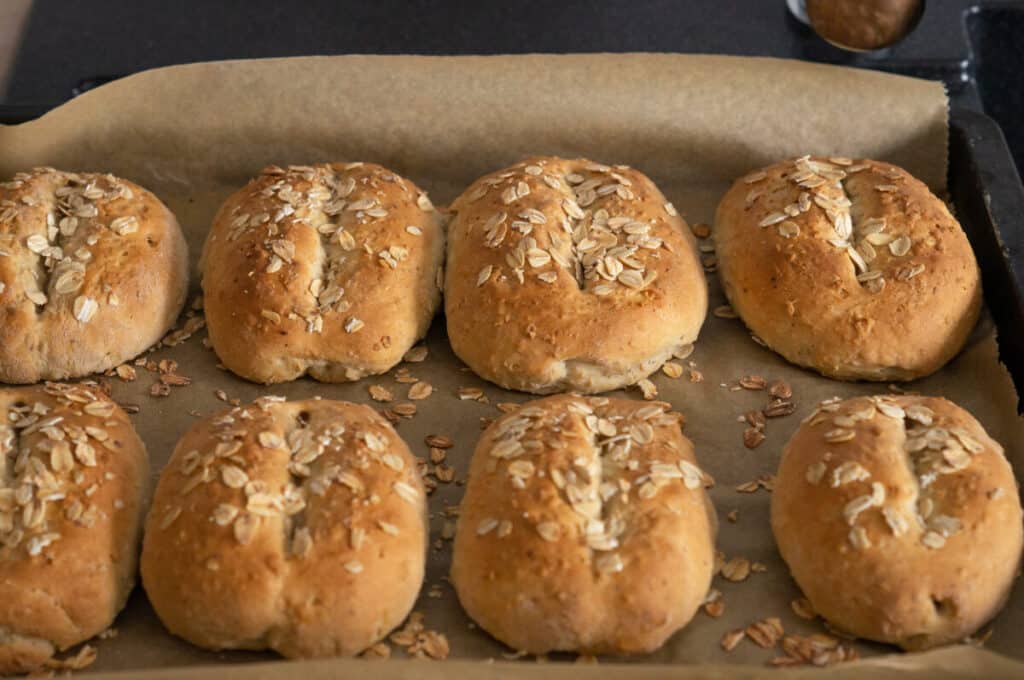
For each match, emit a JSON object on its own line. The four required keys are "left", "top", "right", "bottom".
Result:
{"left": 3, "top": 0, "right": 976, "bottom": 105}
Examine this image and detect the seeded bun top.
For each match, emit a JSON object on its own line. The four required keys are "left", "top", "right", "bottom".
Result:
{"left": 141, "top": 397, "right": 427, "bottom": 659}
{"left": 0, "top": 382, "right": 149, "bottom": 674}
{"left": 714, "top": 157, "right": 981, "bottom": 381}
{"left": 445, "top": 156, "right": 707, "bottom": 395}
{"left": 772, "top": 394, "right": 1022, "bottom": 650}
{"left": 202, "top": 162, "right": 445, "bottom": 385}
{"left": 0, "top": 167, "right": 189, "bottom": 383}
{"left": 451, "top": 394, "right": 716, "bottom": 655}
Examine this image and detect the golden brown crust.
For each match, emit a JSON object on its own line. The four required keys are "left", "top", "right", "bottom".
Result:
{"left": 771, "top": 394, "right": 1023, "bottom": 650}
{"left": 141, "top": 398, "right": 427, "bottom": 658}
{"left": 445, "top": 157, "right": 707, "bottom": 394}
{"left": 715, "top": 157, "right": 981, "bottom": 381}
{"left": 0, "top": 168, "right": 189, "bottom": 383}
{"left": 0, "top": 382, "right": 149, "bottom": 674}
{"left": 202, "top": 163, "right": 444, "bottom": 385}
{"left": 451, "top": 394, "right": 716, "bottom": 655}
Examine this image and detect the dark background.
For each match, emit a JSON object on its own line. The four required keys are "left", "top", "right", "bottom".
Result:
{"left": 1, "top": 0, "right": 975, "bottom": 104}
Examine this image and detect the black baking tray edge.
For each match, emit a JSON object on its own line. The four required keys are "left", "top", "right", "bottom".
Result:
{"left": 948, "top": 108, "right": 1024, "bottom": 411}
{"left": 2, "top": 104, "right": 1023, "bottom": 409}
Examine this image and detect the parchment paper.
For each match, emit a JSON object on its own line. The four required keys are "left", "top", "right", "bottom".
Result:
{"left": 0, "top": 54, "right": 1019, "bottom": 678}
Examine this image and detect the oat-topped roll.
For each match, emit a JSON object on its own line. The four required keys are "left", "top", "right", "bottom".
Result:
{"left": 202, "top": 163, "right": 444, "bottom": 384}
{"left": 141, "top": 397, "right": 427, "bottom": 658}
{"left": 445, "top": 157, "right": 707, "bottom": 394}
{"left": 772, "top": 395, "right": 1022, "bottom": 650}
{"left": 715, "top": 157, "right": 981, "bottom": 381}
{"left": 0, "top": 168, "right": 189, "bottom": 383}
{"left": 0, "top": 383, "right": 149, "bottom": 674}
{"left": 452, "top": 395, "right": 716, "bottom": 655}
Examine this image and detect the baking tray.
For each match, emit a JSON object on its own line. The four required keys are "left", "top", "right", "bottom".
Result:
{"left": 946, "top": 107, "right": 1024, "bottom": 410}
{"left": 0, "top": 61, "right": 1022, "bottom": 678}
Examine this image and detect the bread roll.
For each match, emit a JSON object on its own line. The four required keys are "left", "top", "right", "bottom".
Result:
{"left": 141, "top": 397, "right": 427, "bottom": 658}
{"left": 445, "top": 157, "right": 707, "bottom": 394}
{"left": 0, "top": 382, "right": 149, "bottom": 673}
{"left": 202, "top": 163, "right": 444, "bottom": 384}
{"left": 715, "top": 157, "right": 981, "bottom": 381}
{"left": 772, "top": 394, "right": 1022, "bottom": 650}
{"left": 451, "top": 394, "right": 716, "bottom": 654}
{"left": 0, "top": 167, "right": 189, "bottom": 383}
